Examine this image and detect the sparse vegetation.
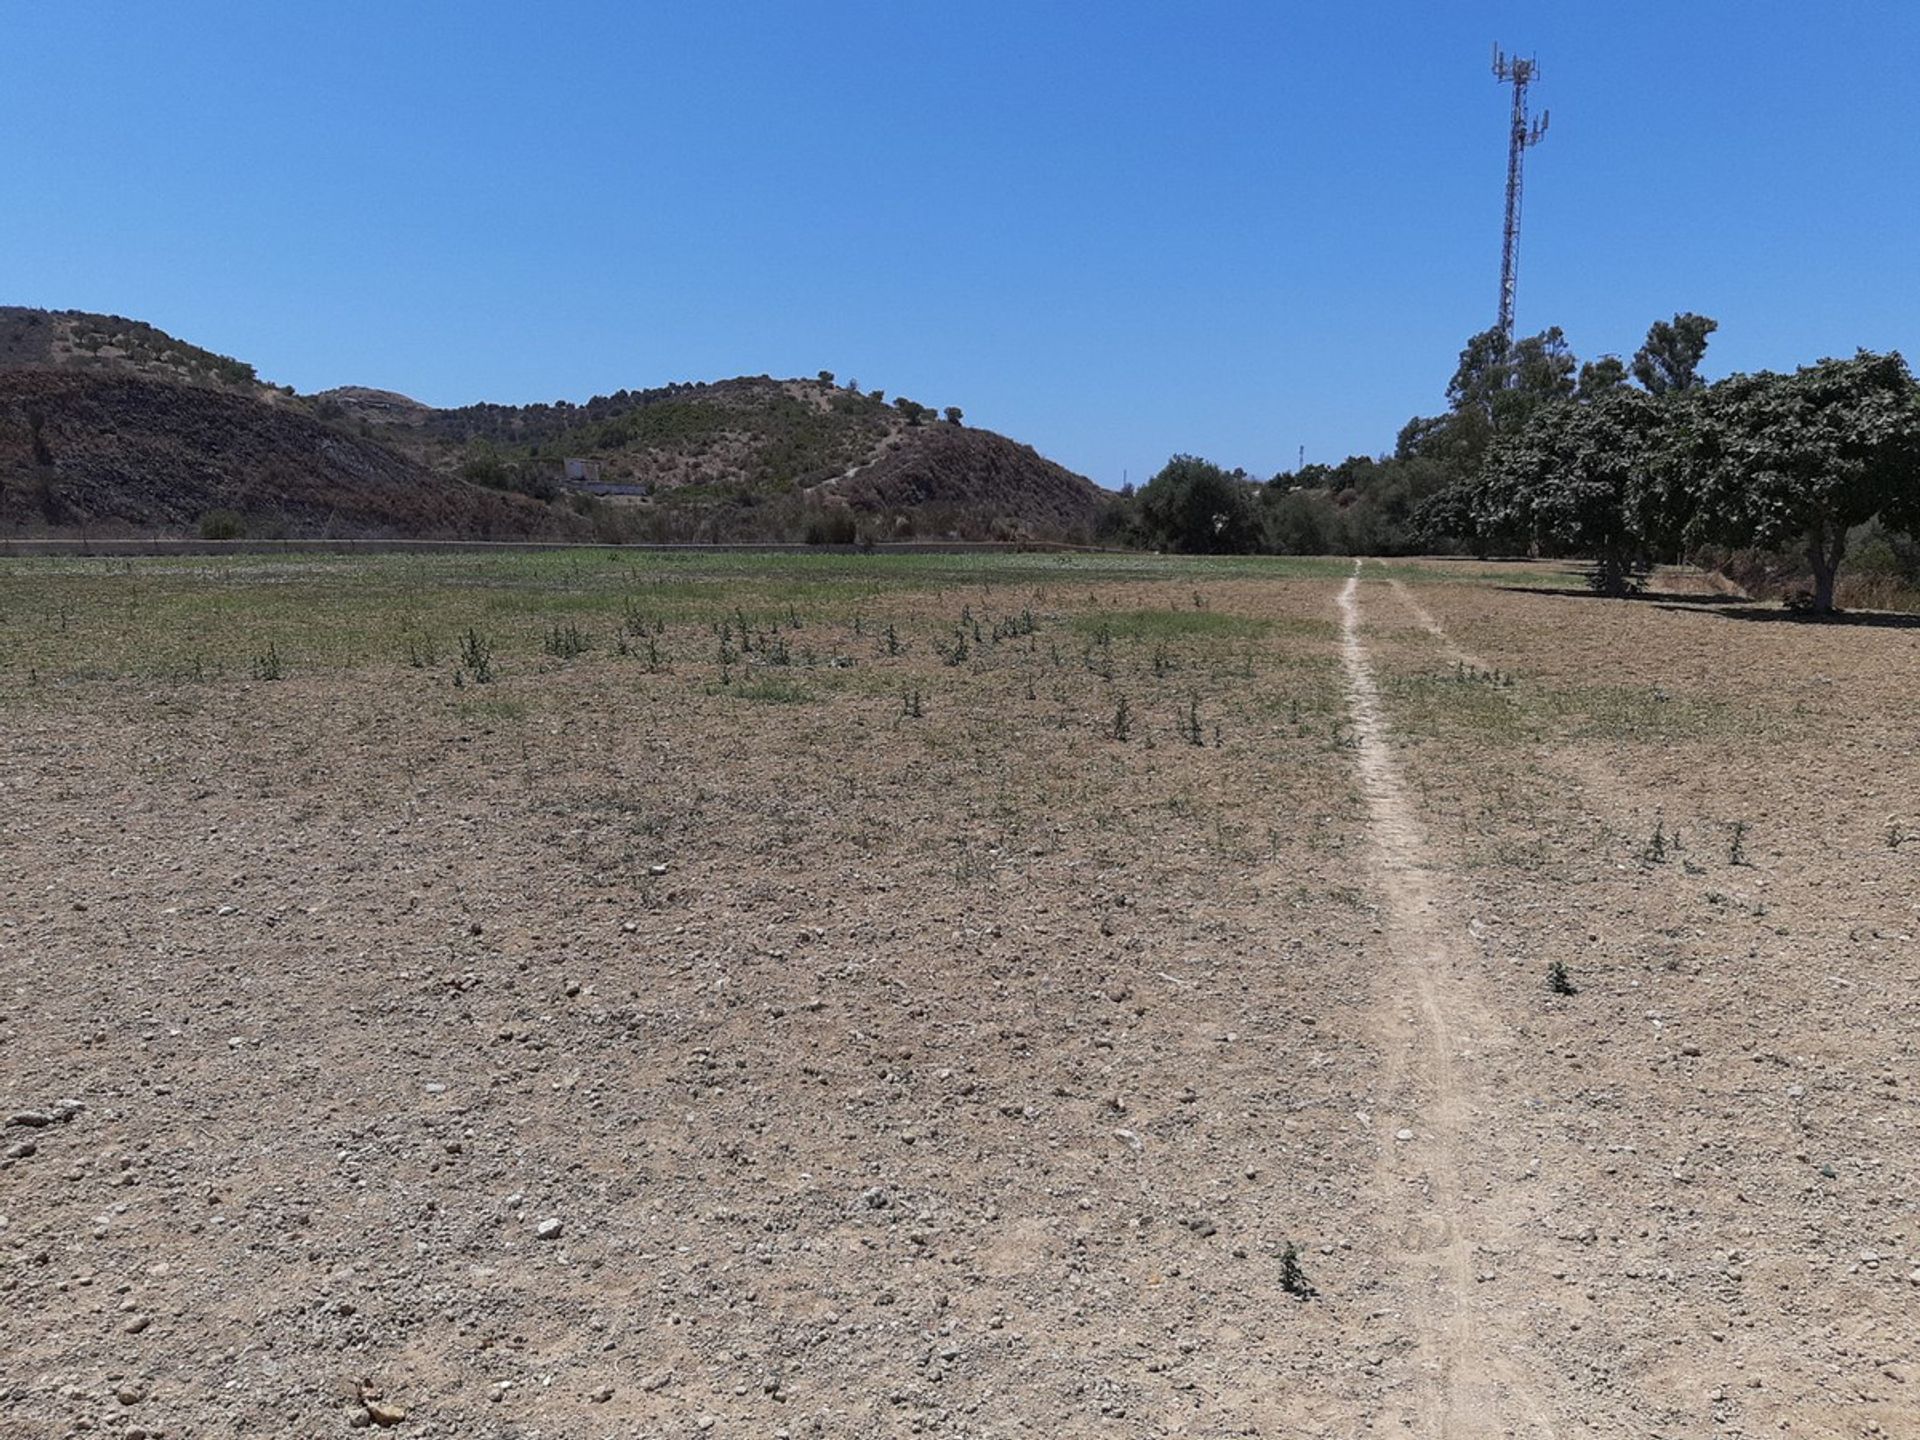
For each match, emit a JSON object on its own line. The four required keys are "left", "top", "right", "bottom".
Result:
{"left": 459, "top": 627, "right": 494, "bottom": 684}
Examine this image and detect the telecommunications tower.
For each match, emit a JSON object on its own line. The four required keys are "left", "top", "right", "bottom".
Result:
{"left": 1491, "top": 45, "right": 1548, "bottom": 341}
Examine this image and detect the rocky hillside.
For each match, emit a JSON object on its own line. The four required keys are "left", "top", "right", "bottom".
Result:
{"left": 0, "top": 307, "right": 1106, "bottom": 542}
{"left": 0, "top": 368, "right": 568, "bottom": 538}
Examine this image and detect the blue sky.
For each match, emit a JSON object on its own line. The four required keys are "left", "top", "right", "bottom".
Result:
{"left": 3, "top": 2, "right": 1916, "bottom": 486}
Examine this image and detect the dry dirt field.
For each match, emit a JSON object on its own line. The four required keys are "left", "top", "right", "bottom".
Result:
{"left": 1, "top": 550, "right": 1915, "bottom": 1439}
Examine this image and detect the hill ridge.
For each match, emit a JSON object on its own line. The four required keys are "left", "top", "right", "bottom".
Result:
{"left": 0, "top": 307, "right": 1105, "bottom": 543}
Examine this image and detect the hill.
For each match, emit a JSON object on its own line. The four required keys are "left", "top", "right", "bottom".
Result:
{"left": 368, "top": 375, "right": 1107, "bottom": 541}
{"left": 0, "top": 306, "right": 279, "bottom": 397}
{"left": 0, "top": 307, "right": 1105, "bottom": 543}
{"left": 0, "top": 367, "right": 570, "bottom": 538}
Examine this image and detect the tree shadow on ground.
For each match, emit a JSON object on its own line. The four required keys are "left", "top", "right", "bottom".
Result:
{"left": 1496, "top": 585, "right": 1753, "bottom": 606}
{"left": 1652, "top": 602, "right": 1920, "bottom": 630}
{"left": 1497, "top": 584, "right": 1920, "bottom": 628}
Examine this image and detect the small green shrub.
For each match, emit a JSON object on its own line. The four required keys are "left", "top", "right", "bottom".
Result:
{"left": 459, "top": 628, "right": 494, "bottom": 684}
{"left": 544, "top": 622, "right": 591, "bottom": 659}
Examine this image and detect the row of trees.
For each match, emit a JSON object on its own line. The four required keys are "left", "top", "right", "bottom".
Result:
{"left": 1446, "top": 321, "right": 1920, "bottom": 610}
{"left": 1118, "top": 314, "right": 1920, "bottom": 612}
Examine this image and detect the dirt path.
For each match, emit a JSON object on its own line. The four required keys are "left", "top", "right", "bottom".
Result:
{"left": 1338, "top": 565, "right": 1557, "bottom": 1437}
{"left": 1387, "top": 577, "right": 1494, "bottom": 673}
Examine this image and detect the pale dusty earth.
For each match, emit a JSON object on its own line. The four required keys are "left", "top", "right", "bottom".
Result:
{"left": 1, "top": 552, "right": 1916, "bottom": 1439}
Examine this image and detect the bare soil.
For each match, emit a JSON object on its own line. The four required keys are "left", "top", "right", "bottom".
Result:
{"left": 1, "top": 553, "right": 1914, "bottom": 1438}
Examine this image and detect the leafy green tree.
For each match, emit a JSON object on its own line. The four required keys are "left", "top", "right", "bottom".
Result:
{"left": 1679, "top": 351, "right": 1920, "bottom": 611}
{"left": 1263, "top": 453, "right": 1456, "bottom": 555}
{"left": 1137, "top": 455, "right": 1259, "bottom": 553}
{"left": 1093, "top": 489, "right": 1143, "bottom": 546}
{"left": 1261, "top": 486, "right": 1339, "bottom": 554}
{"left": 1400, "top": 326, "right": 1581, "bottom": 484}
{"left": 1411, "top": 482, "right": 1485, "bottom": 556}
{"left": 944, "top": 406, "right": 963, "bottom": 425}
{"left": 1632, "top": 313, "right": 1718, "bottom": 395}
{"left": 1507, "top": 328, "right": 1579, "bottom": 414}
{"left": 1475, "top": 390, "right": 1676, "bottom": 594}
{"left": 1577, "top": 355, "right": 1629, "bottom": 399}
{"left": 817, "top": 370, "right": 835, "bottom": 386}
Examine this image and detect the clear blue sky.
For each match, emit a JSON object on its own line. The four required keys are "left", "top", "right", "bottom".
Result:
{"left": 3, "top": 2, "right": 1916, "bottom": 486}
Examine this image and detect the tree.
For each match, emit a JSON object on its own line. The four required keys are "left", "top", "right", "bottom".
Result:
{"left": 1411, "top": 483, "right": 1485, "bottom": 557}
{"left": 1507, "top": 327, "right": 1578, "bottom": 417}
{"left": 1262, "top": 486, "right": 1338, "bottom": 555}
{"left": 944, "top": 406, "right": 963, "bottom": 425}
{"left": 1577, "top": 355, "right": 1629, "bottom": 399}
{"left": 1137, "top": 455, "right": 1259, "bottom": 554}
{"left": 1632, "top": 313, "right": 1718, "bottom": 396}
{"left": 1400, "top": 326, "right": 1582, "bottom": 485}
{"left": 817, "top": 370, "right": 835, "bottom": 386}
{"left": 1474, "top": 390, "right": 1676, "bottom": 594}
{"left": 1679, "top": 351, "right": 1920, "bottom": 611}
{"left": 1262, "top": 452, "right": 1457, "bottom": 556}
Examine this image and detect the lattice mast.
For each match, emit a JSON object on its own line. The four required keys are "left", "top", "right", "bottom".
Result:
{"left": 1492, "top": 45, "right": 1548, "bottom": 341}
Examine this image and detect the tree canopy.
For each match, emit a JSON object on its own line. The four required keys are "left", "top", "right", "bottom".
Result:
{"left": 1677, "top": 350, "right": 1920, "bottom": 610}
{"left": 1475, "top": 389, "right": 1674, "bottom": 593}
{"left": 1102, "top": 309, "right": 1920, "bottom": 612}
{"left": 1631, "top": 313, "right": 1718, "bottom": 396}
{"left": 1137, "top": 455, "right": 1259, "bottom": 554}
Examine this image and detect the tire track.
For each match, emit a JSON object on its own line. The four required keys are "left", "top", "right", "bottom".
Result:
{"left": 1337, "top": 564, "right": 1555, "bottom": 1438}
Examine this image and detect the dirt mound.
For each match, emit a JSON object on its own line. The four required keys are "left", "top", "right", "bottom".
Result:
{"left": 0, "top": 369, "right": 569, "bottom": 538}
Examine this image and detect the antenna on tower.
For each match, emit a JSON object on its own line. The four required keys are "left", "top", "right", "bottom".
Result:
{"left": 1491, "top": 44, "right": 1548, "bottom": 343}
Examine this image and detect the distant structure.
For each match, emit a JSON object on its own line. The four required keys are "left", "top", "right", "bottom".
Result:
{"left": 1491, "top": 45, "right": 1549, "bottom": 342}
{"left": 563, "top": 457, "right": 602, "bottom": 484}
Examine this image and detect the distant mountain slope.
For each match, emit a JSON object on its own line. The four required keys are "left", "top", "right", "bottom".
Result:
{"left": 0, "top": 368, "right": 569, "bottom": 538}
{"left": 0, "top": 307, "right": 1106, "bottom": 542}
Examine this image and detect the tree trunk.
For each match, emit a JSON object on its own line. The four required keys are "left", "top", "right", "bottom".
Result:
{"left": 1806, "top": 517, "right": 1844, "bottom": 613}
{"left": 1594, "top": 551, "right": 1629, "bottom": 597}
